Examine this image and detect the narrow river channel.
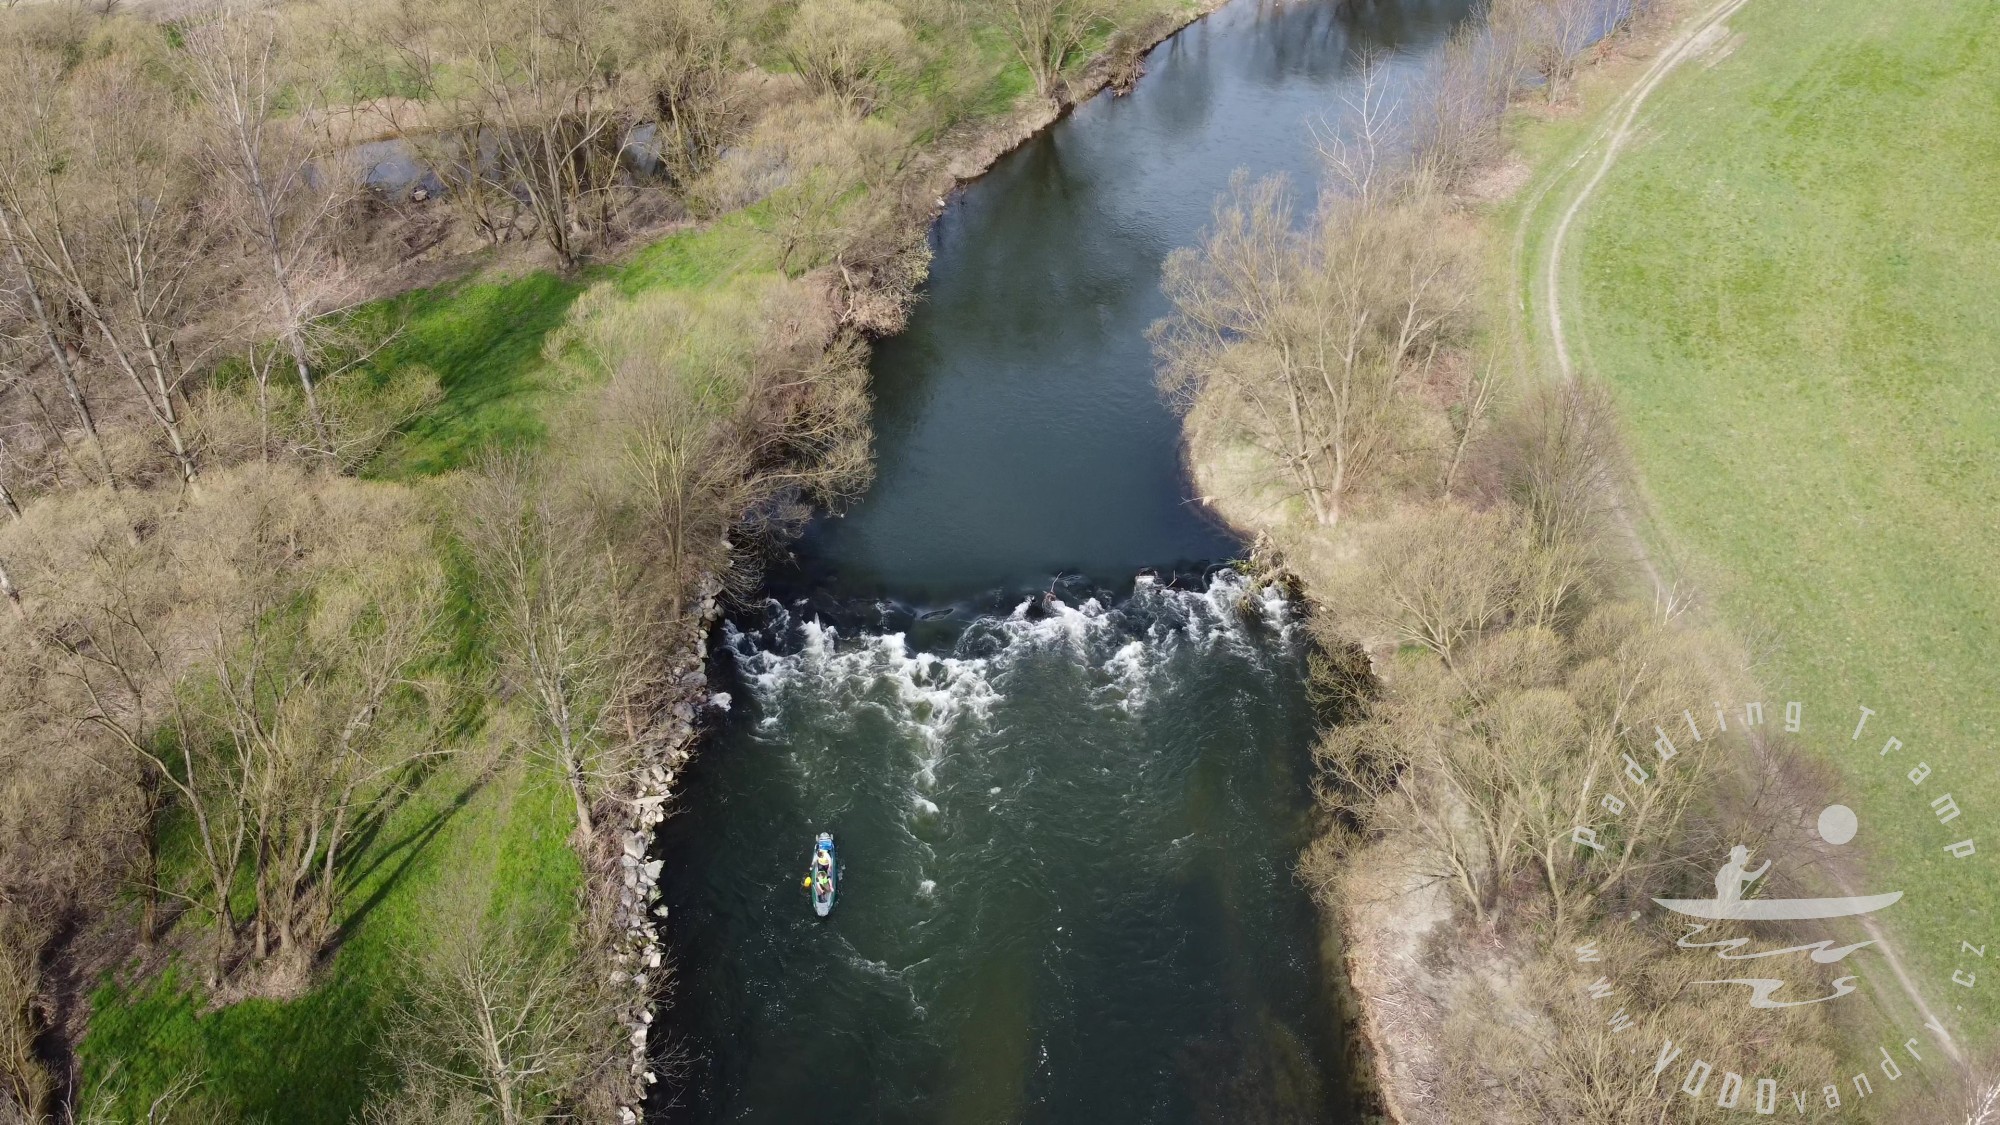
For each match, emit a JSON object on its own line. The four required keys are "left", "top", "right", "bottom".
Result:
{"left": 657, "top": 3, "right": 1472, "bottom": 1121}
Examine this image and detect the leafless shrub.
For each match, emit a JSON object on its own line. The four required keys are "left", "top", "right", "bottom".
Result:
{"left": 386, "top": 882, "right": 613, "bottom": 1125}
{"left": 781, "top": 0, "right": 913, "bottom": 112}
{"left": 1155, "top": 173, "right": 1474, "bottom": 528}
{"left": 986, "top": 0, "right": 1115, "bottom": 101}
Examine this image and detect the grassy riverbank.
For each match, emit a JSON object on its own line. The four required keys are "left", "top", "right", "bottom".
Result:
{"left": 54, "top": 3, "right": 1213, "bottom": 1120}
{"left": 70, "top": 222, "right": 764, "bottom": 1124}
{"left": 1543, "top": 0, "right": 2000, "bottom": 1040}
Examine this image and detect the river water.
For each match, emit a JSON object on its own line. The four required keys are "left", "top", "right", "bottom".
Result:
{"left": 657, "top": 3, "right": 1471, "bottom": 1122}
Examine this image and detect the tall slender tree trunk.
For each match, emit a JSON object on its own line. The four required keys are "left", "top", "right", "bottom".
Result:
{"left": 559, "top": 715, "right": 594, "bottom": 839}
{"left": 52, "top": 222, "right": 198, "bottom": 484}
{"left": 137, "top": 770, "right": 165, "bottom": 944}
{"left": 0, "top": 206, "right": 117, "bottom": 486}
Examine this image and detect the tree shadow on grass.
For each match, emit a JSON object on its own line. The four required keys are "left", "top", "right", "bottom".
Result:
{"left": 332, "top": 774, "right": 488, "bottom": 950}
{"left": 354, "top": 271, "right": 588, "bottom": 481}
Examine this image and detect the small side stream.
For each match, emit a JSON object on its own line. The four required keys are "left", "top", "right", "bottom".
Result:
{"left": 658, "top": 3, "right": 1473, "bottom": 1121}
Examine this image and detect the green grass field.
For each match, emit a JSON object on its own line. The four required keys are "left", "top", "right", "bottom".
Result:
{"left": 1534, "top": 0, "right": 2000, "bottom": 1044}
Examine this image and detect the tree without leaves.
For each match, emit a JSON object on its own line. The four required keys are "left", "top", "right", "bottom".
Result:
{"left": 388, "top": 894, "right": 607, "bottom": 1125}
{"left": 781, "top": 0, "right": 912, "bottom": 112}
{"left": 458, "top": 453, "right": 643, "bottom": 844}
{"left": 26, "top": 489, "right": 209, "bottom": 954}
{"left": 625, "top": 0, "right": 737, "bottom": 190}
{"left": 1440, "top": 921, "right": 1841, "bottom": 1124}
{"left": 1490, "top": 0, "right": 1599, "bottom": 104}
{"left": 416, "top": 0, "right": 636, "bottom": 270}
{"left": 182, "top": 2, "right": 358, "bottom": 460}
{"left": 1155, "top": 172, "right": 1471, "bottom": 528}
{"left": 559, "top": 275, "right": 874, "bottom": 595}
{"left": 21, "top": 466, "right": 441, "bottom": 982}
{"left": 0, "top": 916, "right": 50, "bottom": 1121}
{"left": 0, "top": 53, "right": 212, "bottom": 484}
{"left": 0, "top": 41, "right": 120, "bottom": 491}
{"left": 1347, "top": 502, "right": 1518, "bottom": 663}
{"left": 991, "top": 0, "right": 1113, "bottom": 101}
{"left": 693, "top": 99, "right": 904, "bottom": 276}
{"left": 201, "top": 536, "right": 446, "bottom": 972}
{"left": 1407, "top": 18, "right": 1516, "bottom": 194}
{"left": 365, "top": 0, "right": 528, "bottom": 247}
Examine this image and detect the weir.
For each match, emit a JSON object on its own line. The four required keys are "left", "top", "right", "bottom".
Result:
{"left": 657, "top": 1, "right": 1475, "bottom": 1121}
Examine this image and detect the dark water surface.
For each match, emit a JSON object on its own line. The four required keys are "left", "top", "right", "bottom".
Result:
{"left": 659, "top": 2, "right": 1471, "bottom": 1122}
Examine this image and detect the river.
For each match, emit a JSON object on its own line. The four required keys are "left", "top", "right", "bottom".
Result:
{"left": 656, "top": 2, "right": 1472, "bottom": 1122}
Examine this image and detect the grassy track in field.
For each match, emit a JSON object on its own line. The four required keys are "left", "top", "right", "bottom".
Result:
{"left": 1529, "top": 0, "right": 2000, "bottom": 1045}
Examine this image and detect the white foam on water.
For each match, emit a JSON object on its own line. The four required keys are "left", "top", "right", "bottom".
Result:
{"left": 728, "top": 571, "right": 1302, "bottom": 824}
{"left": 1102, "top": 639, "right": 1150, "bottom": 713}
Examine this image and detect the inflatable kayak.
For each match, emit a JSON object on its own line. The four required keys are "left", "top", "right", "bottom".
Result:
{"left": 806, "top": 832, "right": 837, "bottom": 917}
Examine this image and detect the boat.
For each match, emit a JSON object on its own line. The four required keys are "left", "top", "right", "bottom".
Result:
{"left": 808, "top": 832, "right": 837, "bottom": 917}
{"left": 1652, "top": 891, "right": 1902, "bottom": 921}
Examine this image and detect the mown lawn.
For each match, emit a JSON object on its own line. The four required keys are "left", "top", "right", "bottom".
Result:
{"left": 1556, "top": 0, "right": 2000, "bottom": 1040}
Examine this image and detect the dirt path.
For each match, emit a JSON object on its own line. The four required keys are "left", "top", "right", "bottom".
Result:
{"left": 1541, "top": 0, "right": 1748, "bottom": 376}
{"left": 1516, "top": 0, "right": 1970, "bottom": 1070}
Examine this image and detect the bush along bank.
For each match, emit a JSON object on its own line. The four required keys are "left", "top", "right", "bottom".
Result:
{"left": 602, "top": 578, "right": 718, "bottom": 1123}
{"left": 1147, "top": 1, "right": 1930, "bottom": 1119}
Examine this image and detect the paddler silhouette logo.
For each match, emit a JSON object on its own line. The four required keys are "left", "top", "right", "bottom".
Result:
{"left": 1661, "top": 811, "right": 1899, "bottom": 1012}
{"left": 1565, "top": 701, "right": 1991, "bottom": 1119}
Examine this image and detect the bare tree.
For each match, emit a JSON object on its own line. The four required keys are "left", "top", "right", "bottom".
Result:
{"left": 0, "top": 180, "right": 116, "bottom": 486}
{"left": 1155, "top": 172, "right": 1471, "bottom": 528}
{"left": 432, "top": 0, "right": 632, "bottom": 269}
{"left": 31, "top": 492, "right": 210, "bottom": 955}
{"left": 390, "top": 896, "right": 604, "bottom": 1125}
{"left": 991, "top": 0, "right": 1112, "bottom": 101}
{"left": 626, "top": 0, "right": 737, "bottom": 189}
{"left": 0, "top": 918, "right": 50, "bottom": 1122}
{"left": 367, "top": 0, "right": 525, "bottom": 247}
{"left": 203, "top": 543, "right": 445, "bottom": 970}
{"left": 782, "top": 0, "right": 912, "bottom": 112}
{"left": 26, "top": 466, "right": 441, "bottom": 980}
{"left": 459, "top": 454, "right": 642, "bottom": 843}
{"left": 1408, "top": 19, "right": 1516, "bottom": 192}
{"left": 182, "top": 2, "right": 355, "bottom": 458}
{"left": 1, "top": 57, "right": 211, "bottom": 483}
{"left": 1313, "top": 53, "right": 1401, "bottom": 208}
{"left": 1491, "top": 0, "right": 1598, "bottom": 104}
